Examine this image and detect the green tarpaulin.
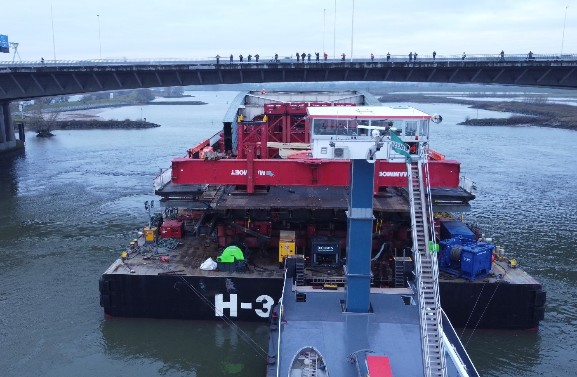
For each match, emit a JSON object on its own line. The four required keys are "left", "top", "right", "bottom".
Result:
{"left": 217, "top": 245, "right": 245, "bottom": 263}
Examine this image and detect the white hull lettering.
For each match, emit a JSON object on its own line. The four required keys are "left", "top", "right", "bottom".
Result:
{"left": 231, "top": 169, "right": 247, "bottom": 176}
{"left": 255, "top": 295, "right": 274, "bottom": 318}
{"left": 215, "top": 293, "right": 238, "bottom": 317}
{"left": 378, "top": 171, "right": 408, "bottom": 177}
{"left": 214, "top": 294, "right": 275, "bottom": 318}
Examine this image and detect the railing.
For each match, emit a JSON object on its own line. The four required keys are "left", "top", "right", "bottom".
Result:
{"left": 459, "top": 176, "right": 477, "bottom": 194}
{"left": 153, "top": 167, "right": 172, "bottom": 192}
{"left": 275, "top": 268, "right": 289, "bottom": 377}
{"left": 441, "top": 309, "right": 480, "bottom": 377}
{"left": 2, "top": 53, "right": 577, "bottom": 68}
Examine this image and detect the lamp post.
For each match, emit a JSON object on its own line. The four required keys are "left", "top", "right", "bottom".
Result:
{"left": 51, "top": 4, "right": 56, "bottom": 60}
{"left": 333, "top": 0, "right": 336, "bottom": 59}
{"left": 561, "top": 5, "right": 569, "bottom": 57}
{"left": 97, "top": 14, "right": 102, "bottom": 59}
{"left": 323, "top": 8, "right": 326, "bottom": 55}
{"left": 350, "top": 0, "right": 355, "bottom": 62}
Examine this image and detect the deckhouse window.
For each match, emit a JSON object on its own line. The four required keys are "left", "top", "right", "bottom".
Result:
{"left": 405, "top": 121, "right": 418, "bottom": 137}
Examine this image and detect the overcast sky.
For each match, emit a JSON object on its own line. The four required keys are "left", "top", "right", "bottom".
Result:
{"left": 1, "top": 0, "right": 576, "bottom": 61}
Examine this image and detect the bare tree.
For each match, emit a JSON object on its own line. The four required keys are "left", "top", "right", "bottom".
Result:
{"left": 27, "top": 107, "right": 61, "bottom": 137}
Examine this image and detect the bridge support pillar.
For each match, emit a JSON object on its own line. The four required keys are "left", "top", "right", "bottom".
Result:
{"left": 0, "top": 102, "right": 18, "bottom": 153}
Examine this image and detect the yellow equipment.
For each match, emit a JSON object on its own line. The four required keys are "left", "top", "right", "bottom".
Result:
{"left": 279, "top": 230, "right": 296, "bottom": 262}
{"left": 144, "top": 226, "right": 157, "bottom": 243}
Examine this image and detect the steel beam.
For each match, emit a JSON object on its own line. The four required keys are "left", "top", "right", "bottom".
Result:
{"left": 170, "top": 158, "right": 460, "bottom": 189}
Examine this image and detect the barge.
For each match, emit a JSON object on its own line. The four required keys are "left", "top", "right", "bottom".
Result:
{"left": 99, "top": 90, "right": 545, "bottom": 330}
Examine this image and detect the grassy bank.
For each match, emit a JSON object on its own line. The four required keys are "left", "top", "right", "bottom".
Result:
{"left": 378, "top": 94, "right": 577, "bottom": 131}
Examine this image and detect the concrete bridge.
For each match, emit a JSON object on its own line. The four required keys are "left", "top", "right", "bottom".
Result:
{"left": 2, "top": 53, "right": 577, "bottom": 153}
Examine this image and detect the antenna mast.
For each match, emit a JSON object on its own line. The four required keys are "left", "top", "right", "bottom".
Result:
{"left": 9, "top": 42, "right": 20, "bottom": 62}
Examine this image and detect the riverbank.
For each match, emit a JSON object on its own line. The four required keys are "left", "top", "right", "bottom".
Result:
{"left": 378, "top": 93, "right": 577, "bottom": 131}
{"left": 30, "top": 119, "right": 161, "bottom": 136}
{"left": 53, "top": 119, "right": 160, "bottom": 130}
{"left": 39, "top": 100, "right": 208, "bottom": 114}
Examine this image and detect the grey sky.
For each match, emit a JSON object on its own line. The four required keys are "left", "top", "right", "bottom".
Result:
{"left": 1, "top": 0, "right": 576, "bottom": 61}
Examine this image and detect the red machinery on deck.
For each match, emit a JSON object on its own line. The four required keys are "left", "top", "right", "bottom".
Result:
{"left": 171, "top": 100, "right": 460, "bottom": 193}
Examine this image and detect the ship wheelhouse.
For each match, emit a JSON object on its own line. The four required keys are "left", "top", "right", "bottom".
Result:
{"left": 308, "top": 106, "right": 432, "bottom": 161}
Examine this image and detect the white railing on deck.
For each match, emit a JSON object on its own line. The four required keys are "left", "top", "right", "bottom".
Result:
{"left": 275, "top": 268, "right": 288, "bottom": 377}
{"left": 459, "top": 176, "right": 476, "bottom": 194}
{"left": 153, "top": 167, "right": 172, "bottom": 192}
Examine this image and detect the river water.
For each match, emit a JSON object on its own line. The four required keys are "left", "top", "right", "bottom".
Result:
{"left": 0, "top": 90, "right": 576, "bottom": 377}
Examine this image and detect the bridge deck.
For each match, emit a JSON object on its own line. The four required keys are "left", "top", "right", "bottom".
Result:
{"left": 2, "top": 57, "right": 577, "bottom": 101}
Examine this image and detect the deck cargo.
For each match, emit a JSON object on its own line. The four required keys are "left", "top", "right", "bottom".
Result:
{"left": 100, "top": 90, "right": 545, "bottom": 330}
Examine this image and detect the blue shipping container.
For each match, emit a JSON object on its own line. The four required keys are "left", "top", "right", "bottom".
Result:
{"left": 440, "top": 220, "right": 475, "bottom": 241}
{"left": 460, "top": 242, "right": 494, "bottom": 280}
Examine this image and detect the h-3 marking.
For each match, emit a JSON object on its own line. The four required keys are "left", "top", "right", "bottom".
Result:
{"left": 215, "top": 294, "right": 275, "bottom": 318}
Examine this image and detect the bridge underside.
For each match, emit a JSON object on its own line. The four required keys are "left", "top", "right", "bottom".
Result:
{"left": 1, "top": 61, "right": 577, "bottom": 101}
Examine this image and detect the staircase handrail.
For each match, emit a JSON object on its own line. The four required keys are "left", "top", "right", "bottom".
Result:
{"left": 407, "top": 150, "right": 447, "bottom": 377}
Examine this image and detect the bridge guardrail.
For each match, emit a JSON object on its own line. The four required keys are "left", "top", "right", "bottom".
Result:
{"left": 2, "top": 53, "right": 577, "bottom": 67}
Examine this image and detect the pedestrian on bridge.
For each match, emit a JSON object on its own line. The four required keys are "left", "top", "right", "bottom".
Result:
{"left": 528, "top": 51, "right": 534, "bottom": 60}
{"left": 324, "top": 52, "right": 328, "bottom": 61}
{"left": 500, "top": 50, "right": 505, "bottom": 61}
{"left": 315, "top": 52, "right": 320, "bottom": 62}
{"left": 307, "top": 53, "right": 311, "bottom": 62}
{"left": 433, "top": 51, "right": 436, "bottom": 60}
{"left": 370, "top": 53, "right": 374, "bottom": 61}
{"left": 462, "top": 52, "right": 466, "bottom": 60}
{"left": 409, "top": 52, "right": 413, "bottom": 62}
{"left": 301, "top": 52, "right": 306, "bottom": 62}
{"left": 230, "top": 54, "right": 233, "bottom": 63}
{"left": 341, "top": 53, "right": 346, "bottom": 61}
{"left": 274, "top": 53, "right": 279, "bottom": 62}
{"left": 387, "top": 52, "right": 390, "bottom": 61}
{"left": 296, "top": 52, "right": 300, "bottom": 62}
{"left": 248, "top": 54, "right": 252, "bottom": 62}
{"left": 255, "top": 54, "right": 259, "bottom": 62}
{"left": 216, "top": 55, "right": 220, "bottom": 64}
{"left": 414, "top": 52, "right": 418, "bottom": 61}
{"left": 239, "top": 54, "right": 243, "bottom": 62}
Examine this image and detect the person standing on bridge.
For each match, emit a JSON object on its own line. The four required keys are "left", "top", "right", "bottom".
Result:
{"left": 230, "top": 54, "right": 233, "bottom": 64}
{"left": 409, "top": 52, "right": 413, "bottom": 62}
{"left": 324, "top": 52, "right": 328, "bottom": 61}
{"left": 307, "top": 53, "right": 311, "bottom": 62}
{"left": 301, "top": 52, "right": 306, "bottom": 62}
{"left": 315, "top": 52, "right": 320, "bottom": 62}
{"left": 296, "top": 52, "right": 300, "bottom": 62}
{"left": 500, "top": 50, "right": 505, "bottom": 61}
{"left": 528, "top": 51, "right": 534, "bottom": 60}
{"left": 414, "top": 52, "right": 418, "bottom": 61}
{"left": 255, "top": 54, "right": 259, "bottom": 62}
{"left": 274, "top": 53, "right": 279, "bottom": 62}
{"left": 370, "top": 53, "right": 374, "bottom": 61}
{"left": 239, "top": 54, "right": 243, "bottom": 62}
{"left": 433, "top": 51, "right": 436, "bottom": 60}
{"left": 216, "top": 55, "right": 220, "bottom": 64}
{"left": 341, "top": 53, "right": 346, "bottom": 61}
{"left": 387, "top": 52, "right": 390, "bottom": 61}
{"left": 462, "top": 52, "right": 466, "bottom": 60}
{"left": 248, "top": 54, "right": 252, "bottom": 62}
